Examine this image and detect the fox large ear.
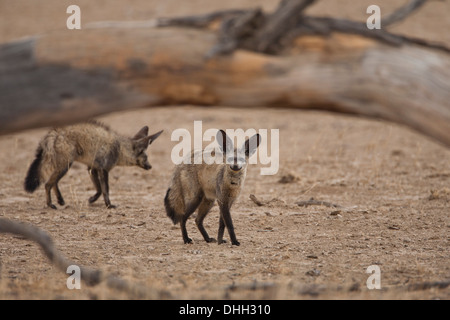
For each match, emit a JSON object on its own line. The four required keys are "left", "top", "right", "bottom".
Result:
{"left": 147, "top": 130, "right": 164, "bottom": 146}
{"left": 134, "top": 130, "right": 163, "bottom": 151}
{"left": 243, "top": 133, "right": 261, "bottom": 158}
{"left": 216, "top": 130, "right": 234, "bottom": 154}
{"left": 133, "top": 126, "right": 149, "bottom": 140}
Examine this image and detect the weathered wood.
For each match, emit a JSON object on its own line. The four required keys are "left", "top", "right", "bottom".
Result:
{"left": 1, "top": 26, "right": 448, "bottom": 147}
{"left": 206, "top": 8, "right": 265, "bottom": 57}
{"left": 247, "top": 0, "right": 316, "bottom": 53}
{"left": 157, "top": 9, "right": 250, "bottom": 29}
{"left": 296, "top": 16, "right": 450, "bottom": 54}
{"left": 157, "top": 0, "right": 450, "bottom": 55}
{"left": 0, "top": 0, "right": 449, "bottom": 148}
{"left": 381, "top": 0, "right": 428, "bottom": 27}
{"left": 0, "top": 37, "right": 153, "bottom": 135}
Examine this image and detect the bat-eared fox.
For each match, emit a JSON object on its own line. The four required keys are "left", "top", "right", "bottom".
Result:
{"left": 24, "top": 121, "right": 163, "bottom": 209}
{"left": 165, "top": 129, "right": 261, "bottom": 246}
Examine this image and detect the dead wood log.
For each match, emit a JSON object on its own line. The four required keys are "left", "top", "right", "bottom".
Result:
{"left": 0, "top": 0, "right": 449, "bottom": 149}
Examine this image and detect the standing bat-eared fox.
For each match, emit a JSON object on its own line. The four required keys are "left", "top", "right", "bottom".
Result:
{"left": 164, "top": 129, "right": 261, "bottom": 246}
{"left": 24, "top": 121, "right": 163, "bottom": 209}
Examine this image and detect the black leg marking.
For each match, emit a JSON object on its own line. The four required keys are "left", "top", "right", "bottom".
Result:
{"left": 45, "top": 165, "right": 70, "bottom": 209}
{"left": 54, "top": 184, "right": 65, "bottom": 206}
{"left": 180, "top": 193, "right": 203, "bottom": 244}
{"left": 88, "top": 168, "right": 102, "bottom": 204}
{"left": 219, "top": 202, "right": 239, "bottom": 246}
{"left": 217, "top": 216, "right": 227, "bottom": 244}
{"left": 181, "top": 215, "right": 193, "bottom": 244}
{"left": 98, "top": 169, "right": 116, "bottom": 209}
{"left": 195, "top": 197, "right": 216, "bottom": 243}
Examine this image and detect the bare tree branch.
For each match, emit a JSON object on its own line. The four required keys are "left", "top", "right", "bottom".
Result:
{"left": 382, "top": 0, "right": 429, "bottom": 27}
{"left": 156, "top": 0, "right": 449, "bottom": 55}
{"left": 297, "top": 16, "right": 450, "bottom": 53}
{"left": 248, "top": 0, "right": 316, "bottom": 53}
{"left": 157, "top": 9, "right": 251, "bottom": 29}
{"left": 206, "top": 8, "right": 264, "bottom": 57}
{"left": 0, "top": 218, "right": 169, "bottom": 299}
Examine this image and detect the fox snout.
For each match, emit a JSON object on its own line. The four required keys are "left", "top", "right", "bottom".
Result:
{"left": 227, "top": 156, "right": 245, "bottom": 172}
{"left": 135, "top": 155, "right": 152, "bottom": 170}
{"left": 230, "top": 164, "right": 242, "bottom": 171}
{"left": 142, "top": 162, "right": 152, "bottom": 170}
{"left": 132, "top": 128, "right": 163, "bottom": 171}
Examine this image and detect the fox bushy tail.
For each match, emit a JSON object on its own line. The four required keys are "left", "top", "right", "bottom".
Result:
{"left": 165, "top": 188, "right": 181, "bottom": 225}
{"left": 24, "top": 146, "right": 43, "bottom": 193}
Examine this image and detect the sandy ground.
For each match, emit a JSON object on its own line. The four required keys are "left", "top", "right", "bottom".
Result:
{"left": 1, "top": 107, "right": 449, "bottom": 300}
{"left": 0, "top": 1, "right": 449, "bottom": 300}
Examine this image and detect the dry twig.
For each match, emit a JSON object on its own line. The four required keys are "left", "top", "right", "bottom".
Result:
{"left": 249, "top": 194, "right": 265, "bottom": 206}
{"left": 296, "top": 197, "right": 341, "bottom": 208}
{"left": 0, "top": 218, "right": 169, "bottom": 299}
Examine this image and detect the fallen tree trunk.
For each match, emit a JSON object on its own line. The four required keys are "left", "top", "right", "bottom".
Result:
{"left": 0, "top": 0, "right": 449, "bottom": 148}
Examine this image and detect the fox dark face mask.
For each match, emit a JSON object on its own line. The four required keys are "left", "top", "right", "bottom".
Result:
{"left": 132, "top": 128, "right": 163, "bottom": 170}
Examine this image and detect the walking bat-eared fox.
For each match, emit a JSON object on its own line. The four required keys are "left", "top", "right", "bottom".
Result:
{"left": 165, "top": 130, "right": 261, "bottom": 246}
{"left": 24, "top": 121, "right": 163, "bottom": 209}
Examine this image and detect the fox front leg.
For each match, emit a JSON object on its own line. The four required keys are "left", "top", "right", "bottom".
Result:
{"left": 217, "top": 217, "right": 227, "bottom": 245}
{"left": 218, "top": 203, "right": 240, "bottom": 246}
{"left": 180, "top": 215, "right": 193, "bottom": 244}
{"left": 195, "top": 197, "right": 216, "bottom": 243}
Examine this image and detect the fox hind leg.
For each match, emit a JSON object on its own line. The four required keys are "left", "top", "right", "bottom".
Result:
{"left": 195, "top": 197, "right": 216, "bottom": 243}
{"left": 97, "top": 169, "right": 116, "bottom": 209}
{"left": 45, "top": 183, "right": 57, "bottom": 209}
{"left": 45, "top": 165, "right": 70, "bottom": 209}
{"left": 88, "top": 168, "right": 102, "bottom": 204}
{"left": 54, "top": 184, "right": 65, "bottom": 206}
{"left": 180, "top": 193, "right": 203, "bottom": 244}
